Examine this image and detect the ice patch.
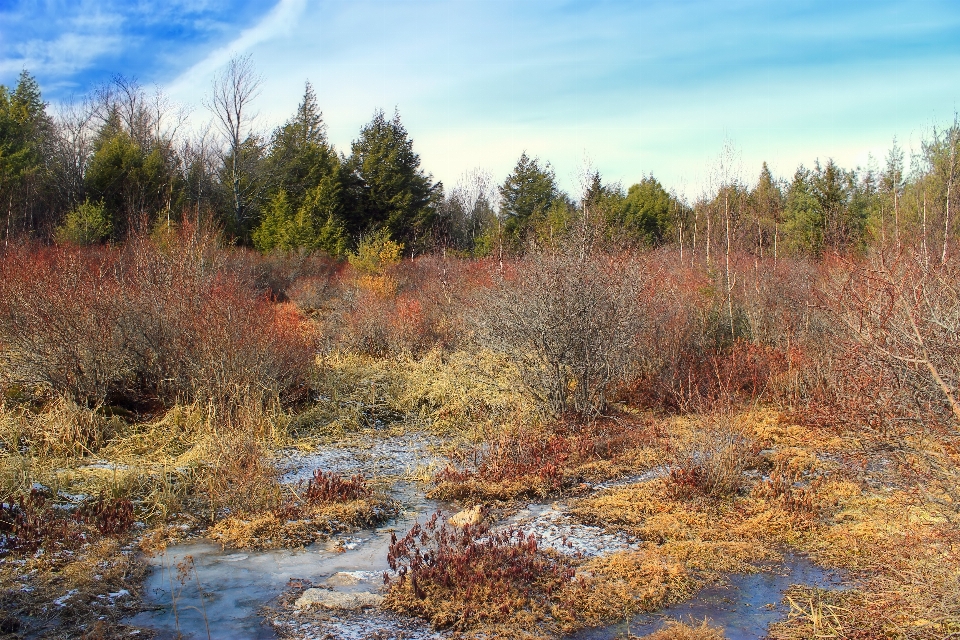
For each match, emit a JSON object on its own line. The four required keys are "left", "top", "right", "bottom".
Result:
{"left": 280, "top": 434, "right": 445, "bottom": 483}
{"left": 504, "top": 503, "right": 641, "bottom": 557}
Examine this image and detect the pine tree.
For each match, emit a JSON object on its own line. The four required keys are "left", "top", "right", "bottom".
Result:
{"left": 619, "top": 176, "right": 672, "bottom": 244}
{"left": 343, "top": 109, "right": 439, "bottom": 251}
{"left": 267, "top": 82, "right": 339, "bottom": 212}
{"left": 0, "top": 70, "right": 52, "bottom": 242}
{"left": 784, "top": 167, "right": 823, "bottom": 255}
{"left": 498, "top": 152, "right": 558, "bottom": 241}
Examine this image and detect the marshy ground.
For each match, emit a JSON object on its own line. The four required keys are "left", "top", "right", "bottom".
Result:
{"left": 2, "top": 237, "right": 959, "bottom": 639}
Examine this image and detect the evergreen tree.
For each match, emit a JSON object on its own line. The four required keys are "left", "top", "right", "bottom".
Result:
{"left": 56, "top": 198, "right": 111, "bottom": 245}
{"left": 784, "top": 167, "right": 823, "bottom": 255}
{"left": 254, "top": 81, "right": 348, "bottom": 254}
{"left": 498, "top": 152, "right": 558, "bottom": 241}
{"left": 343, "top": 109, "right": 439, "bottom": 251}
{"left": 85, "top": 110, "right": 171, "bottom": 237}
{"left": 747, "top": 162, "right": 784, "bottom": 257}
{"left": 0, "top": 71, "right": 52, "bottom": 241}
{"left": 619, "top": 175, "right": 672, "bottom": 244}
{"left": 267, "top": 82, "right": 339, "bottom": 211}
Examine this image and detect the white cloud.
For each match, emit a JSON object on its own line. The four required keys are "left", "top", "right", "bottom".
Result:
{"left": 0, "top": 5, "right": 124, "bottom": 78}
{"left": 166, "top": 0, "right": 307, "bottom": 99}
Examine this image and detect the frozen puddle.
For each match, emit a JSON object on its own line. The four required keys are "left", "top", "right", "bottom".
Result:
{"left": 500, "top": 471, "right": 662, "bottom": 558}
{"left": 129, "top": 432, "right": 447, "bottom": 640}
{"left": 281, "top": 433, "right": 445, "bottom": 484}
{"left": 129, "top": 487, "right": 442, "bottom": 640}
{"left": 504, "top": 502, "right": 641, "bottom": 557}
{"left": 569, "top": 552, "right": 846, "bottom": 640}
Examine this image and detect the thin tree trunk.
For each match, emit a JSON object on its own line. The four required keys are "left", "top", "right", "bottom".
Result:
{"left": 895, "top": 187, "right": 901, "bottom": 254}
{"left": 706, "top": 207, "right": 712, "bottom": 267}
{"left": 725, "top": 192, "right": 734, "bottom": 338}
{"left": 5, "top": 193, "right": 12, "bottom": 248}
{"left": 774, "top": 221, "right": 778, "bottom": 266}
{"left": 693, "top": 209, "right": 698, "bottom": 267}
{"left": 944, "top": 181, "right": 951, "bottom": 265}
{"left": 679, "top": 218, "right": 683, "bottom": 262}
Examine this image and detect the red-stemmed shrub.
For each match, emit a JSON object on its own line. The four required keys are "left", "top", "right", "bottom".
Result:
{"left": 384, "top": 511, "right": 576, "bottom": 629}
{"left": 0, "top": 230, "right": 316, "bottom": 412}
{"left": 303, "top": 470, "right": 371, "bottom": 504}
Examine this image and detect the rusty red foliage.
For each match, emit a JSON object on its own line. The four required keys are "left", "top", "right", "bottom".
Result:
{"left": 385, "top": 511, "right": 575, "bottom": 629}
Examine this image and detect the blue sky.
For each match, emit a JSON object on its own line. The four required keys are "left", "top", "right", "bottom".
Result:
{"left": 2, "top": 0, "right": 960, "bottom": 197}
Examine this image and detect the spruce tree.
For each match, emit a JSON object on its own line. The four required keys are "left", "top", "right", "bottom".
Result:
{"left": 343, "top": 109, "right": 439, "bottom": 250}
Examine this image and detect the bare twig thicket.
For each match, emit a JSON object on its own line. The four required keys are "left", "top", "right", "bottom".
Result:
{"left": 473, "top": 248, "right": 648, "bottom": 418}
{"left": 0, "top": 230, "right": 315, "bottom": 412}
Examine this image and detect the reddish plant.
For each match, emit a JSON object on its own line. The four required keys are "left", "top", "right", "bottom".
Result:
{"left": 74, "top": 493, "right": 135, "bottom": 536}
{"left": 434, "top": 417, "right": 653, "bottom": 500}
{"left": 303, "top": 470, "right": 371, "bottom": 504}
{"left": 385, "top": 511, "right": 575, "bottom": 629}
{"left": 0, "top": 490, "right": 82, "bottom": 554}
{"left": 0, "top": 231, "right": 316, "bottom": 412}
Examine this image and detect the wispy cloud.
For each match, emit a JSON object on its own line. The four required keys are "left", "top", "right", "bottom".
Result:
{"left": 0, "top": 3, "right": 124, "bottom": 81}
{"left": 0, "top": 0, "right": 270, "bottom": 97}
{"left": 166, "top": 0, "right": 307, "bottom": 98}
{"left": 3, "top": 0, "right": 960, "bottom": 196}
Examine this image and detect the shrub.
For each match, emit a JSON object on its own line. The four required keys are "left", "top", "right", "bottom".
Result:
{"left": 474, "top": 248, "right": 646, "bottom": 417}
{"left": 56, "top": 198, "right": 112, "bottom": 245}
{"left": 819, "top": 250, "right": 960, "bottom": 435}
{"left": 0, "top": 231, "right": 316, "bottom": 413}
{"left": 384, "top": 511, "right": 575, "bottom": 630}
{"left": 431, "top": 416, "right": 655, "bottom": 501}
{"left": 317, "top": 255, "right": 476, "bottom": 355}
{"left": 74, "top": 493, "right": 135, "bottom": 536}
{"left": 303, "top": 470, "right": 371, "bottom": 504}
{"left": 667, "top": 414, "right": 759, "bottom": 500}
{"left": 0, "top": 488, "right": 133, "bottom": 555}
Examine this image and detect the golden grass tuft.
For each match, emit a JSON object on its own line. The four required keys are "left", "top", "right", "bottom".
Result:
{"left": 635, "top": 619, "right": 727, "bottom": 640}
{"left": 208, "top": 498, "right": 392, "bottom": 549}
{"left": 556, "top": 548, "right": 694, "bottom": 629}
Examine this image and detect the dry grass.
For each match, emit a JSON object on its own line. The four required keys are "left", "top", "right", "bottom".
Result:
{"left": 556, "top": 549, "right": 694, "bottom": 630}
{"left": 209, "top": 498, "right": 393, "bottom": 549}
{"left": 430, "top": 413, "right": 661, "bottom": 502}
{"left": 633, "top": 620, "right": 727, "bottom": 640}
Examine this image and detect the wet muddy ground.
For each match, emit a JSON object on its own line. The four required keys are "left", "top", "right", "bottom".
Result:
{"left": 127, "top": 433, "right": 848, "bottom": 640}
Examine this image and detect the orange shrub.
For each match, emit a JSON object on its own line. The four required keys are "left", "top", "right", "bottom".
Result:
{"left": 0, "top": 231, "right": 316, "bottom": 410}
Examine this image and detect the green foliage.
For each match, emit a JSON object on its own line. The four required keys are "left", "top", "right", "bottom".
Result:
{"left": 749, "top": 163, "right": 783, "bottom": 221}
{"left": 0, "top": 71, "right": 51, "bottom": 240}
{"left": 344, "top": 110, "right": 439, "bottom": 250}
{"left": 499, "top": 152, "right": 558, "bottom": 241}
{"left": 85, "top": 115, "right": 171, "bottom": 235}
{"left": 784, "top": 168, "right": 823, "bottom": 255}
{"left": 348, "top": 228, "right": 404, "bottom": 276}
{"left": 56, "top": 198, "right": 111, "bottom": 245}
{"left": 267, "top": 82, "right": 340, "bottom": 213}
{"left": 252, "top": 184, "right": 348, "bottom": 256}
{"left": 783, "top": 161, "right": 872, "bottom": 255}
{"left": 620, "top": 176, "right": 672, "bottom": 244}
{"left": 0, "top": 72, "right": 47, "bottom": 186}
{"left": 531, "top": 197, "right": 577, "bottom": 246}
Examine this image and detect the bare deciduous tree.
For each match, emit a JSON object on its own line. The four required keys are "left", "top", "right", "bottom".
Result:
{"left": 826, "top": 251, "right": 960, "bottom": 432}
{"left": 207, "top": 54, "right": 264, "bottom": 229}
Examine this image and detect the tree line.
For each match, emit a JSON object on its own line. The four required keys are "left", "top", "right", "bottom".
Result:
{"left": 2, "top": 58, "right": 959, "bottom": 259}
